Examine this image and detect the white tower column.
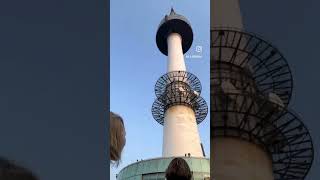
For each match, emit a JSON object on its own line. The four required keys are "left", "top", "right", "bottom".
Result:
{"left": 163, "top": 105, "right": 202, "bottom": 157}
{"left": 167, "top": 33, "right": 186, "bottom": 72}
{"left": 211, "top": 0, "right": 244, "bottom": 29}
{"left": 213, "top": 138, "right": 274, "bottom": 180}
{"left": 162, "top": 32, "right": 203, "bottom": 157}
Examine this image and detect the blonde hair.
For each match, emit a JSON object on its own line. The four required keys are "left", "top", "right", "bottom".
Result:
{"left": 110, "top": 112, "right": 126, "bottom": 166}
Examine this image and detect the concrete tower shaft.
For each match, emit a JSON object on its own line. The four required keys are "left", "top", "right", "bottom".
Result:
{"left": 213, "top": 138, "right": 273, "bottom": 180}
{"left": 163, "top": 105, "right": 202, "bottom": 157}
{"left": 211, "top": 0, "right": 244, "bottom": 29}
{"left": 164, "top": 31, "right": 202, "bottom": 157}
{"left": 167, "top": 33, "right": 186, "bottom": 72}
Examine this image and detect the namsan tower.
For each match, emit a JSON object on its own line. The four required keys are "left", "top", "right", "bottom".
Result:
{"left": 211, "top": 0, "right": 314, "bottom": 180}
{"left": 152, "top": 8, "right": 208, "bottom": 158}
{"left": 117, "top": 9, "right": 210, "bottom": 180}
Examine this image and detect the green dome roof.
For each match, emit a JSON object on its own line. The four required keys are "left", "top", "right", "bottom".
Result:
{"left": 117, "top": 157, "right": 210, "bottom": 180}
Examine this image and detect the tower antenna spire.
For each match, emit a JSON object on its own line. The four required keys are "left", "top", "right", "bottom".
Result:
{"left": 170, "top": 7, "right": 175, "bottom": 14}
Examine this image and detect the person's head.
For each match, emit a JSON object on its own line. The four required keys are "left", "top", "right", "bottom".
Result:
{"left": 110, "top": 112, "right": 126, "bottom": 166}
{"left": 165, "top": 158, "right": 192, "bottom": 180}
{"left": 0, "top": 157, "right": 38, "bottom": 180}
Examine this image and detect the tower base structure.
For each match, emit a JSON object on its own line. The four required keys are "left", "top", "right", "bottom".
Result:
{"left": 212, "top": 137, "right": 274, "bottom": 180}
{"left": 117, "top": 157, "right": 210, "bottom": 180}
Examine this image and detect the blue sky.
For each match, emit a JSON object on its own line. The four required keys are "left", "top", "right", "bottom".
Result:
{"left": 110, "top": 0, "right": 210, "bottom": 179}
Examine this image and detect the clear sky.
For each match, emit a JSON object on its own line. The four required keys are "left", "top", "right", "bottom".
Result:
{"left": 110, "top": 0, "right": 210, "bottom": 179}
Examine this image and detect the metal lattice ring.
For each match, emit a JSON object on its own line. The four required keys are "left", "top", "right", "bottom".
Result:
{"left": 155, "top": 71, "right": 202, "bottom": 98}
{"left": 211, "top": 92, "right": 313, "bottom": 180}
{"left": 211, "top": 28, "right": 293, "bottom": 106}
{"left": 152, "top": 95, "right": 208, "bottom": 125}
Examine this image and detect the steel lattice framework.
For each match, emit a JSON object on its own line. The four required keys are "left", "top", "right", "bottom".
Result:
{"left": 152, "top": 71, "right": 208, "bottom": 125}
{"left": 211, "top": 27, "right": 314, "bottom": 180}
{"left": 155, "top": 71, "right": 202, "bottom": 97}
{"left": 211, "top": 28, "right": 293, "bottom": 106}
